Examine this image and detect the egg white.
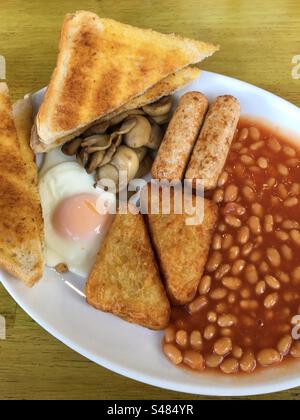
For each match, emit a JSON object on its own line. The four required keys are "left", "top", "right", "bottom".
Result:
{"left": 39, "top": 161, "right": 114, "bottom": 277}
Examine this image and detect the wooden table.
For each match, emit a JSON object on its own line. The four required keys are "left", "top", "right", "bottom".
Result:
{"left": 0, "top": 0, "right": 299, "bottom": 400}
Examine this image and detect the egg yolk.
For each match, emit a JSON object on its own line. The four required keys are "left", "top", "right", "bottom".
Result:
{"left": 53, "top": 193, "right": 110, "bottom": 241}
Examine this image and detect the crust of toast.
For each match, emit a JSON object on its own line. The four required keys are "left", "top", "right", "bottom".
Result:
{"left": 0, "top": 84, "right": 43, "bottom": 286}
{"left": 86, "top": 210, "right": 170, "bottom": 330}
{"left": 36, "top": 11, "right": 218, "bottom": 144}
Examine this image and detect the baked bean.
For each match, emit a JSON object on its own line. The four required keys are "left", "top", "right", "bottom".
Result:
{"left": 245, "top": 264, "right": 259, "bottom": 284}
{"left": 264, "top": 215, "right": 274, "bottom": 233}
{"left": 277, "top": 271, "right": 290, "bottom": 284}
{"left": 292, "top": 267, "right": 300, "bottom": 284}
{"left": 239, "top": 128, "right": 249, "bottom": 141}
{"left": 275, "top": 215, "right": 284, "bottom": 224}
{"left": 204, "top": 325, "right": 217, "bottom": 341}
{"left": 237, "top": 226, "right": 250, "bottom": 245}
{"left": 225, "top": 215, "right": 242, "bottom": 228}
{"left": 268, "top": 137, "right": 282, "bottom": 152}
{"left": 267, "top": 177, "right": 277, "bottom": 188}
{"left": 233, "top": 346, "right": 243, "bottom": 359}
{"left": 164, "top": 344, "right": 183, "bottom": 365}
{"left": 212, "top": 234, "right": 222, "bottom": 251}
{"left": 249, "top": 127, "right": 261, "bottom": 141}
{"left": 183, "top": 350, "right": 205, "bottom": 371}
{"left": 214, "top": 337, "right": 233, "bottom": 356}
{"left": 283, "top": 146, "right": 296, "bottom": 157}
{"left": 240, "top": 300, "right": 259, "bottom": 310}
{"left": 228, "top": 292, "right": 237, "bottom": 304}
{"left": 210, "top": 288, "right": 228, "bottom": 300}
{"left": 223, "top": 202, "right": 246, "bottom": 216}
{"left": 277, "top": 164, "right": 289, "bottom": 177}
{"left": 220, "top": 358, "right": 239, "bottom": 374}
{"left": 215, "top": 264, "right": 231, "bottom": 280}
{"left": 257, "top": 157, "right": 269, "bottom": 169}
{"left": 188, "top": 296, "right": 209, "bottom": 314}
{"left": 281, "top": 245, "right": 293, "bottom": 261}
{"left": 252, "top": 203, "right": 264, "bottom": 217}
{"left": 290, "top": 183, "right": 300, "bottom": 195}
{"left": 242, "top": 186, "right": 256, "bottom": 202}
{"left": 284, "top": 197, "right": 299, "bottom": 207}
{"left": 265, "top": 275, "right": 281, "bottom": 290}
{"left": 224, "top": 185, "right": 239, "bottom": 203}
{"left": 271, "top": 195, "right": 281, "bottom": 206}
{"left": 264, "top": 292, "right": 279, "bottom": 309}
{"left": 199, "top": 276, "right": 212, "bottom": 295}
{"left": 164, "top": 327, "right": 176, "bottom": 343}
{"left": 256, "top": 281, "right": 266, "bottom": 295}
{"left": 275, "top": 231, "right": 289, "bottom": 241}
{"left": 222, "top": 234, "right": 233, "bottom": 250}
{"left": 278, "top": 183, "right": 288, "bottom": 199}
{"left": 216, "top": 302, "right": 228, "bottom": 314}
{"left": 241, "top": 155, "right": 255, "bottom": 166}
{"left": 218, "top": 171, "right": 229, "bottom": 187}
{"left": 240, "top": 352, "right": 256, "bottom": 373}
{"left": 287, "top": 158, "right": 300, "bottom": 168}
{"left": 218, "top": 223, "right": 227, "bottom": 233}
{"left": 232, "top": 142, "right": 243, "bottom": 152}
{"left": 176, "top": 330, "right": 189, "bottom": 348}
{"left": 218, "top": 314, "right": 237, "bottom": 328}
{"left": 282, "top": 220, "right": 299, "bottom": 230}
{"left": 242, "top": 243, "right": 254, "bottom": 257}
{"left": 205, "top": 354, "right": 223, "bottom": 368}
{"left": 290, "top": 230, "right": 300, "bottom": 246}
{"left": 249, "top": 166, "right": 261, "bottom": 174}
{"left": 222, "top": 277, "right": 242, "bottom": 291}
{"left": 290, "top": 342, "right": 300, "bottom": 358}
{"left": 213, "top": 189, "right": 224, "bottom": 204}
{"left": 228, "top": 246, "right": 240, "bottom": 260}
{"left": 249, "top": 250, "right": 262, "bottom": 263}
{"left": 240, "top": 288, "right": 251, "bottom": 299}
{"left": 277, "top": 335, "right": 293, "bottom": 355}
{"left": 250, "top": 141, "right": 264, "bottom": 151}
{"left": 207, "top": 251, "right": 223, "bottom": 272}
{"left": 231, "top": 259, "right": 246, "bottom": 276}
{"left": 207, "top": 312, "right": 217, "bottom": 323}
{"left": 267, "top": 248, "right": 281, "bottom": 267}
{"left": 248, "top": 216, "right": 262, "bottom": 235}
{"left": 190, "top": 330, "right": 203, "bottom": 351}
{"left": 259, "top": 262, "right": 269, "bottom": 274}
{"left": 257, "top": 349, "right": 281, "bottom": 366}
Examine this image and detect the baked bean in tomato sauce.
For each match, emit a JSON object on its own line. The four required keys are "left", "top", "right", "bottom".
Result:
{"left": 163, "top": 118, "right": 300, "bottom": 374}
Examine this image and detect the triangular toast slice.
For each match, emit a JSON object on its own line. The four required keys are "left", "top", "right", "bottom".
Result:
{"left": 36, "top": 11, "right": 218, "bottom": 145}
{"left": 0, "top": 83, "right": 43, "bottom": 286}
{"left": 86, "top": 210, "right": 170, "bottom": 330}
{"left": 31, "top": 67, "right": 201, "bottom": 152}
{"left": 146, "top": 190, "right": 218, "bottom": 305}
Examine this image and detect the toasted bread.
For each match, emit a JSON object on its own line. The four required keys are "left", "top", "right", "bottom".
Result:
{"left": 145, "top": 189, "right": 218, "bottom": 305}
{"left": 86, "top": 210, "right": 170, "bottom": 330}
{"left": 0, "top": 83, "right": 43, "bottom": 286}
{"left": 31, "top": 67, "right": 201, "bottom": 153}
{"left": 35, "top": 11, "right": 218, "bottom": 146}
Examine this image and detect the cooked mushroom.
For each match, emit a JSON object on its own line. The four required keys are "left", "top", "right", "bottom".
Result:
{"left": 134, "top": 147, "right": 148, "bottom": 163}
{"left": 101, "top": 133, "right": 123, "bottom": 167}
{"left": 147, "top": 123, "right": 163, "bottom": 150}
{"left": 76, "top": 148, "right": 89, "bottom": 167}
{"left": 118, "top": 117, "right": 137, "bottom": 135}
{"left": 62, "top": 137, "right": 83, "bottom": 156}
{"left": 81, "top": 134, "right": 111, "bottom": 151}
{"left": 151, "top": 113, "right": 172, "bottom": 125}
{"left": 123, "top": 116, "right": 152, "bottom": 149}
{"left": 86, "top": 151, "right": 106, "bottom": 174}
{"left": 83, "top": 121, "right": 110, "bottom": 137}
{"left": 111, "top": 145, "right": 140, "bottom": 184}
{"left": 96, "top": 164, "right": 119, "bottom": 187}
{"left": 142, "top": 96, "right": 173, "bottom": 117}
{"left": 109, "top": 109, "right": 145, "bottom": 126}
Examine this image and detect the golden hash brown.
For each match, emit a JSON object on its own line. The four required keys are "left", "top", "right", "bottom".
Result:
{"left": 86, "top": 210, "right": 170, "bottom": 330}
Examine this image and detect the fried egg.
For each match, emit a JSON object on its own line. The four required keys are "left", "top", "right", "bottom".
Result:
{"left": 39, "top": 154, "right": 115, "bottom": 277}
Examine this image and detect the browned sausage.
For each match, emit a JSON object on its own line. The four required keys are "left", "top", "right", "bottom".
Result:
{"left": 185, "top": 95, "right": 241, "bottom": 190}
{"left": 151, "top": 92, "right": 209, "bottom": 181}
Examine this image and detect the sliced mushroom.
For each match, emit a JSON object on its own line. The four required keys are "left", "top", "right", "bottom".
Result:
{"left": 123, "top": 116, "right": 152, "bottom": 148}
{"left": 109, "top": 109, "right": 145, "bottom": 126}
{"left": 118, "top": 117, "right": 137, "bottom": 135}
{"left": 147, "top": 123, "right": 163, "bottom": 150}
{"left": 96, "top": 164, "right": 119, "bottom": 186}
{"left": 142, "top": 96, "right": 173, "bottom": 117}
{"left": 83, "top": 121, "right": 110, "bottom": 137}
{"left": 76, "top": 148, "right": 89, "bottom": 167}
{"left": 135, "top": 155, "right": 154, "bottom": 179}
{"left": 81, "top": 134, "right": 111, "bottom": 150}
{"left": 111, "top": 145, "right": 140, "bottom": 184}
{"left": 86, "top": 151, "right": 106, "bottom": 174}
{"left": 101, "top": 133, "right": 123, "bottom": 167}
{"left": 134, "top": 147, "right": 148, "bottom": 163}
{"left": 151, "top": 113, "right": 172, "bottom": 125}
{"left": 62, "top": 137, "right": 83, "bottom": 156}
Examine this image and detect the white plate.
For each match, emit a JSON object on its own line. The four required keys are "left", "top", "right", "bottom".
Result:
{"left": 1, "top": 71, "right": 300, "bottom": 397}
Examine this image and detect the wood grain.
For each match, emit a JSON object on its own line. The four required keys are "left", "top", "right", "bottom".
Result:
{"left": 0, "top": 0, "right": 299, "bottom": 400}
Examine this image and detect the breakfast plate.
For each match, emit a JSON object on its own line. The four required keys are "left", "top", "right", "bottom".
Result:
{"left": 1, "top": 70, "right": 300, "bottom": 397}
